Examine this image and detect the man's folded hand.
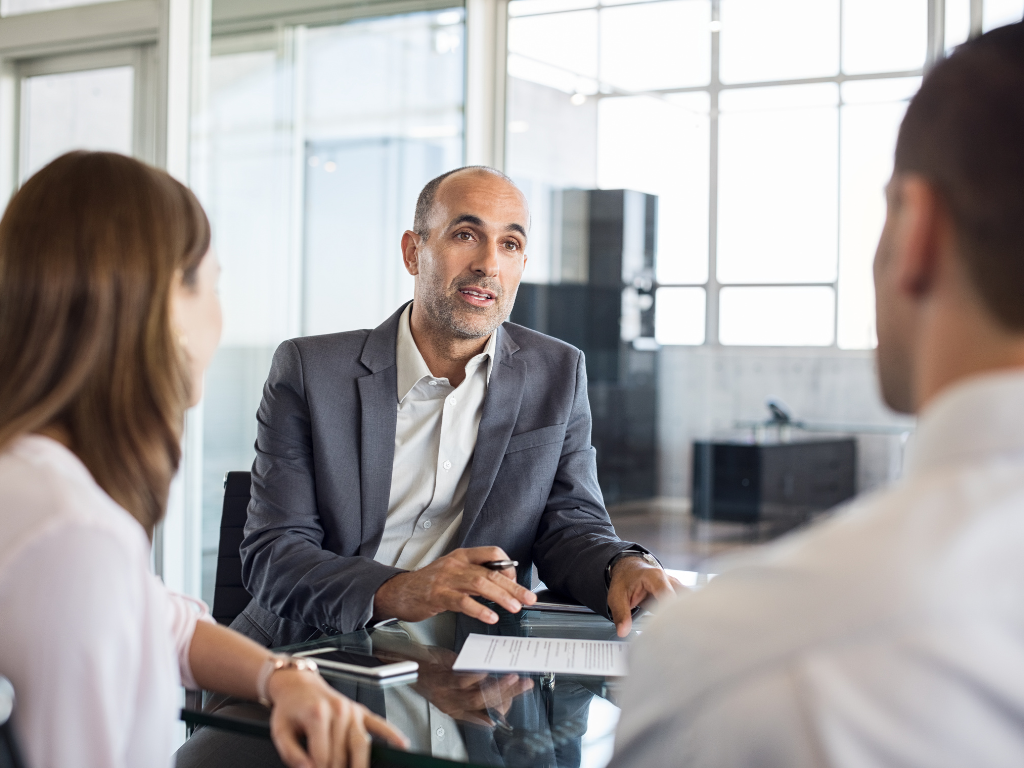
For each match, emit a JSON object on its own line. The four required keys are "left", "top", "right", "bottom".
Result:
{"left": 372, "top": 546, "right": 538, "bottom": 624}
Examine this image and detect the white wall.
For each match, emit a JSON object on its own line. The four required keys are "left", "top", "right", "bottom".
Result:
{"left": 657, "top": 345, "right": 914, "bottom": 501}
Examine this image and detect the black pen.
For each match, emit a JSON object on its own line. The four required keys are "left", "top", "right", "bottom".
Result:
{"left": 481, "top": 559, "right": 518, "bottom": 571}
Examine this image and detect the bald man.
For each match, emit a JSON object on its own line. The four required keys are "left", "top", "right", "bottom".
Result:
{"left": 233, "top": 166, "right": 676, "bottom": 648}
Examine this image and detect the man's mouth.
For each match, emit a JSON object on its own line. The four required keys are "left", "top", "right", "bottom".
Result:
{"left": 457, "top": 287, "right": 497, "bottom": 307}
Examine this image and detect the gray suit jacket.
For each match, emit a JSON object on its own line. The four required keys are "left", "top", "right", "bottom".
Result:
{"left": 233, "top": 302, "right": 642, "bottom": 647}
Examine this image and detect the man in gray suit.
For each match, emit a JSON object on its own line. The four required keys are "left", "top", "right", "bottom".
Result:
{"left": 233, "top": 166, "right": 676, "bottom": 648}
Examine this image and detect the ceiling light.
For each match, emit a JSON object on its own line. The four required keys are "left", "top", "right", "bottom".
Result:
{"left": 570, "top": 93, "right": 587, "bottom": 106}
{"left": 709, "top": 20, "right": 722, "bottom": 32}
{"left": 324, "top": 161, "right": 337, "bottom": 173}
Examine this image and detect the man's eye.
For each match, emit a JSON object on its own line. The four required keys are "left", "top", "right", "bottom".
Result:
{"left": 456, "top": 232, "right": 472, "bottom": 241}
{"left": 504, "top": 241, "right": 520, "bottom": 251}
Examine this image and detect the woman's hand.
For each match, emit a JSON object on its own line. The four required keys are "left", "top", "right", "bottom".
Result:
{"left": 188, "top": 621, "right": 408, "bottom": 767}
{"left": 266, "top": 667, "right": 408, "bottom": 768}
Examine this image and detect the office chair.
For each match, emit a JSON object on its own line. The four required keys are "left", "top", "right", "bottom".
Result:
{"left": 186, "top": 471, "right": 253, "bottom": 734}
{"left": 0, "top": 676, "right": 26, "bottom": 768}
{"left": 212, "top": 471, "right": 254, "bottom": 626}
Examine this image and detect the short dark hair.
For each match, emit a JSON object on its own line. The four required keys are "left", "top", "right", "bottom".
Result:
{"left": 894, "top": 22, "right": 1024, "bottom": 329}
{"left": 413, "top": 166, "right": 517, "bottom": 239}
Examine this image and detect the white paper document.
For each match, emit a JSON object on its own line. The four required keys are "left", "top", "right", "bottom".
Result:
{"left": 452, "top": 633, "right": 629, "bottom": 676}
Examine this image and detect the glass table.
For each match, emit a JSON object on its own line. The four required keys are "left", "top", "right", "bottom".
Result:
{"left": 178, "top": 607, "right": 640, "bottom": 768}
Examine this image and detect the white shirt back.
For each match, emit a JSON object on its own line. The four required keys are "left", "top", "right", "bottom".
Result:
{"left": 0, "top": 435, "right": 209, "bottom": 768}
{"left": 374, "top": 304, "right": 495, "bottom": 571}
{"left": 613, "top": 371, "right": 1024, "bottom": 768}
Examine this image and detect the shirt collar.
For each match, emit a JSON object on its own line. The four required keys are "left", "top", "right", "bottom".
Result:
{"left": 395, "top": 304, "right": 497, "bottom": 403}
{"left": 904, "top": 368, "right": 1024, "bottom": 476}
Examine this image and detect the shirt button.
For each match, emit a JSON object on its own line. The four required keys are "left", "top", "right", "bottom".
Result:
{"left": 422, "top": 519, "right": 432, "bottom": 529}
{"left": 448, "top": 396, "right": 457, "bottom": 406}
{"left": 443, "top": 460, "right": 452, "bottom": 471}
{"left": 428, "top": 380, "right": 437, "bottom": 386}
{"left": 435, "top": 727, "right": 445, "bottom": 738}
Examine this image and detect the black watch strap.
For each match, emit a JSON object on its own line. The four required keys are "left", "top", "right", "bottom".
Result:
{"left": 605, "top": 549, "right": 661, "bottom": 587}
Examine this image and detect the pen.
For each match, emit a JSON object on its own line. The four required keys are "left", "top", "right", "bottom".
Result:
{"left": 481, "top": 559, "right": 518, "bottom": 571}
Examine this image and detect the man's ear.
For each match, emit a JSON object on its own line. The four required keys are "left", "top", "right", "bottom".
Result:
{"left": 401, "top": 230, "right": 420, "bottom": 276}
{"left": 892, "top": 175, "right": 944, "bottom": 299}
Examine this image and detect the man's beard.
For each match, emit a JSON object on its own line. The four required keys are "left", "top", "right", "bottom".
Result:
{"left": 422, "top": 272, "right": 516, "bottom": 340}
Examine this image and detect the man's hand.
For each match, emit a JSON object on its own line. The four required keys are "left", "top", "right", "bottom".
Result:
{"left": 373, "top": 546, "right": 537, "bottom": 624}
{"left": 267, "top": 666, "right": 408, "bottom": 768}
{"left": 417, "top": 671, "right": 534, "bottom": 726}
{"left": 412, "top": 649, "right": 534, "bottom": 726}
{"left": 376, "top": 646, "right": 534, "bottom": 727}
{"left": 607, "top": 556, "right": 686, "bottom": 637}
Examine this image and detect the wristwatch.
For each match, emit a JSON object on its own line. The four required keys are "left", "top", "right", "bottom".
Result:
{"left": 256, "top": 654, "right": 319, "bottom": 707}
{"left": 605, "top": 550, "right": 661, "bottom": 586}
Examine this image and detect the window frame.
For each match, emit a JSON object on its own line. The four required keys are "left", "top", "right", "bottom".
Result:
{"left": 501, "top": 0, "right": 1002, "bottom": 349}
{"left": 15, "top": 45, "right": 159, "bottom": 180}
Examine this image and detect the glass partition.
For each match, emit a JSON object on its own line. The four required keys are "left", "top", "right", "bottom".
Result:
{"left": 197, "top": 9, "right": 465, "bottom": 606}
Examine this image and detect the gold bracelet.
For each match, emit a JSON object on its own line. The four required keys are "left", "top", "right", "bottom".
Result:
{"left": 256, "top": 654, "right": 319, "bottom": 707}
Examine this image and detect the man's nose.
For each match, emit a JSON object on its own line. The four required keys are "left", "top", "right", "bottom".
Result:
{"left": 469, "top": 239, "right": 501, "bottom": 277}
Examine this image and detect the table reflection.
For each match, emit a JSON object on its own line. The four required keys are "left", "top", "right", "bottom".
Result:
{"left": 177, "top": 609, "right": 629, "bottom": 768}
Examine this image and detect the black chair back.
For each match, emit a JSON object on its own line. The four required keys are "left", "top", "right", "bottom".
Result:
{"left": 212, "top": 471, "right": 254, "bottom": 626}
{"left": 0, "top": 676, "right": 26, "bottom": 768}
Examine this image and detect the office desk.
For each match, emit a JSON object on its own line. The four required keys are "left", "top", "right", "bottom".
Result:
{"left": 179, "top": 608, "right": 638, "bottom": 768}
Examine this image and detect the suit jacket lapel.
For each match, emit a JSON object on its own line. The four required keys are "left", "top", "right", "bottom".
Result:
{"left": 355, "top": 303, "right": 407, "bottom": 556}
{"left": 459, "top": 325, "right": 525, "bottom": 541}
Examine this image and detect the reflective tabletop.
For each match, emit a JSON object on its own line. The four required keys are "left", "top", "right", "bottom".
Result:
{"left": 179, "top": 607, "right": 642, "bottom": 768}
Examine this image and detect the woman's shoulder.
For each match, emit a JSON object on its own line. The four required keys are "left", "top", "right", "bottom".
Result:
{"left": 0, "top": 435, "right": 149, "bottom": 569}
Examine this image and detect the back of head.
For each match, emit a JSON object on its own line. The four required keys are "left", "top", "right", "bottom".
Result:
{"left": 895, "top": 22, "right": 1024, "bottom": 329}
{"left": 0, "top": 152, "right": 210, "bottom": 535}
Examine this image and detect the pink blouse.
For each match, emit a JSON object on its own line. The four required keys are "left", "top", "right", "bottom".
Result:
{"left": 0, "top": 435, "right": 213, "bottom": 768}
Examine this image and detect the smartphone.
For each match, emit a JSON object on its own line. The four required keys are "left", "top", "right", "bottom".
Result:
{"left": 293, "top": 647, "right": 419, "bottom": 680}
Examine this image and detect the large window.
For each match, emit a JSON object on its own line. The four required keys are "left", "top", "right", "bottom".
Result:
{"left": 3, "top": 0, "right": 1020, "bottom": 611}
{"left": 18, "top": 55, "right": 136, "bottom": 180}
{"left": 196, "top": 9, "right": 465, "bottom": 606}
{"left": 506, "top": 0, "right": 1021, "bottom": 349}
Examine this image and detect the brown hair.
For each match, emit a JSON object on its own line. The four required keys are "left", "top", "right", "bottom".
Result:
{"left": 0, "top": 151, "right": 210, "bottom": 536}
{"left": 894, "top": 22, "right": 1024, "bottom": 329}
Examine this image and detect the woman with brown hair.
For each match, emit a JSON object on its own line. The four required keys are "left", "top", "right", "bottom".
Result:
{"left": 0, "top": 151, "right": 406, "bottom": 768}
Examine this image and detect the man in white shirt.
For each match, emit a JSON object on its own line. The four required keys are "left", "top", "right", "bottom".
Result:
{"left": 235, "top": 165, "right": 676, "bottom": 649}
{"left": 613, "top": 22, "right": 1024, "bottom": 768}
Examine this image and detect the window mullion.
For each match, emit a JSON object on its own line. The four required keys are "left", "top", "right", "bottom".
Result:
{"left": 927, "top": 0, "right": 945, "bottom": 65}
{"left": 706, "top": 0, "right": 721, "bottom": 346}
{"left": 834, "top": 0, "right": 843, "bottom": 348}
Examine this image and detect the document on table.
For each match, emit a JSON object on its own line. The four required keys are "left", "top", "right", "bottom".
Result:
{"left": 452, "top": 633, "right": 629, "bottom": 676}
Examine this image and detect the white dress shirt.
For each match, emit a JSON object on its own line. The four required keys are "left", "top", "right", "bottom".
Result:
{"left": 372, "top": 627, "right": 471, "bottom": 763}
{"left": 613, "top": 370, "right": 1024, "bottom": 768}
{"left": 370, "top": 305, "right": 494, "bottom": 759}
{"left": 0, "top": 435, "right": 212, "bottom": 768}
{"left": 374, "top": 304, "right": 496, "bottom": 571}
